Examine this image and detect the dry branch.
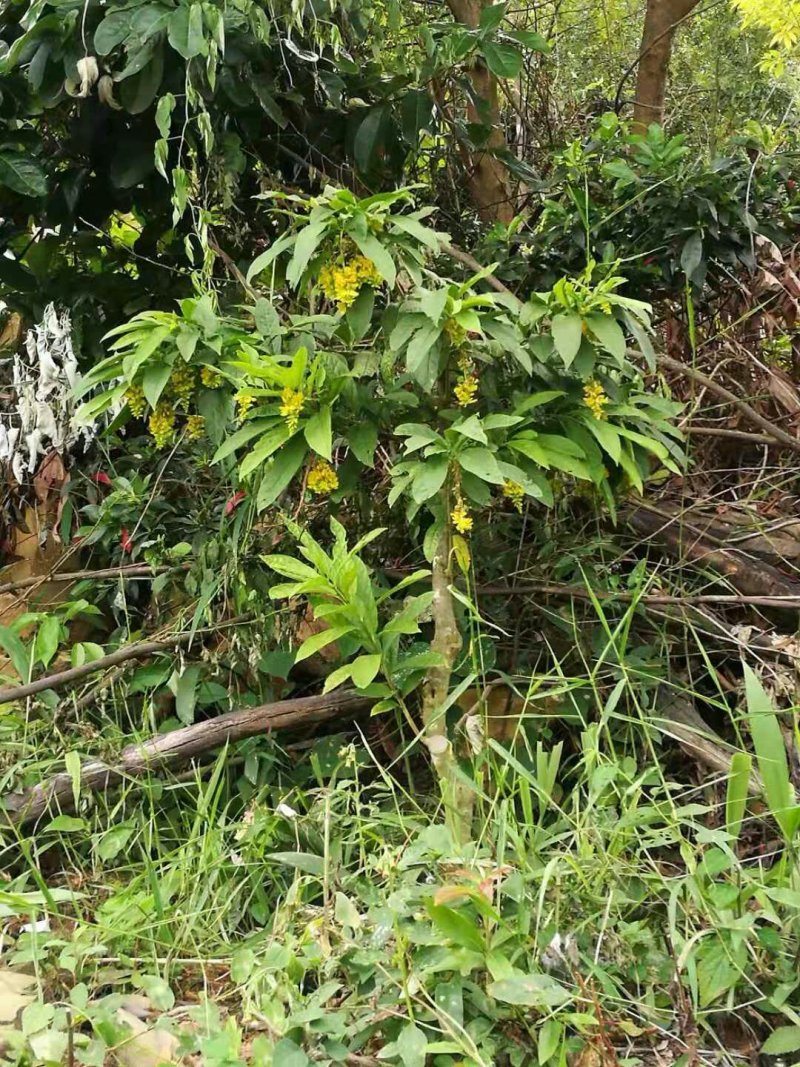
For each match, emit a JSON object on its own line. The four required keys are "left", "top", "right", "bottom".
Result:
{"left": 3, "top": 690, "right": 371, "bottom": 824}
{"left": 0, "top": 617, "right": 250, "bottom": 706}
{"left": 0, "top": 563, "right": 186, "bottom": 598}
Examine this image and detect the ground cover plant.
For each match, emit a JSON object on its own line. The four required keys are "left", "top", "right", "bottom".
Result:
{"left": 2, "top": 0, "right": 800, "bottom": 1062}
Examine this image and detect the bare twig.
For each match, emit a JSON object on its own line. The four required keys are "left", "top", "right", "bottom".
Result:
{"left": 0, "top": 563, "right": 187, "bottom": 598}
{"left": 0, "top": 616, "right": 250, "bottom": 705}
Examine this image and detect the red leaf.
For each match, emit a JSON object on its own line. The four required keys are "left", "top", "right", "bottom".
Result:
{"left": 92, "top": 471, "right": 113, "bottom": 487}
{"left": 120, "top": 528, "right": 133, "bottom": 553}
{"left": 224, "top": 490, "right": 246, "bottom": 516}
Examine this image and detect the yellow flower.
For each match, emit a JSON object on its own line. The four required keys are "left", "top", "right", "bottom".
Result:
{"left": 583, "top": 380, "right": 609, "bottom": 420}
{"left": 502, "top": 480, "right": 525, "bottom": 512}
{"left": 125, "top": 383, "right": 146, "bottom": 418}
{"left": 307, "top": 459, "right": 339, "bottom": 495}
{"left": 148, "top": 402, "right": 175, "bottom": 448}
{"left": 236, "top": 392, "right": 256, "bottom": 421}
{"left": 454, "top": 373, "right": 479, "bottom": 407}
{"left": 451, "top": 498, "right": 473, "bottom": 534}
{"left": 279, "top": 388, "right": 305, "bottom": 432}
{"left": 169, "top": 363, "right": 195, "bottom": 408}
{"left": 318, "top": 255, "right": 383, "bottom": 312}
{"left": 185, "top": 414, "right": 205, "bottom": 440}
{"left": 201, "top": 365, "right": 223, "bottom": 388}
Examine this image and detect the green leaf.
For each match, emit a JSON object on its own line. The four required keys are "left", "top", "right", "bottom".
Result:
{"left": 411, "top": 456, "right": 449, "bottom": 503}
{"left": 405, "top": 322, "right": 442, "bottom": 389}
{"left": 0, "top": 152, "right": 47, "bottom": 197}
{"left": 256, "top": 435, "right": 307, "bottom": 510}
{"left": 479, "top": 2, "right": 507, "bottom": 31}
{"left": 427, "top": 903, "right": 484, "bottom": 952}
{"left": 584, "top": 313, "right": 625, "bottom": 361}
{"left": 96, "top": 824, "right": 134, "bottom": 861}
{"left": 267, "top": 851, "right": 324, "bottom": 876}
{"left": 304, "top": 406, "right": 332, "bottom": 460}
{"left": 348, "top": 422, "right": 378, "bottom": 467}
{"left": 725, "top": 752, "right": 751, "bottom": 842}
{"left": 354, "top": 107, "right": 387, "bottom": 173}
{"left": 45, "top": 815, "right": 86, "bottom": 833}
{"left": 452, "top": 414, "right": 488, "bottom": 444}
{"left": 322, "top": 662, "right": 355, "bottom": 693}
{"left": 295, "top": 625, "right": 352, "bottom": 663}
{"left": 488, "top": 974, "right": 571, "bottom": 1008}
{"left": 239, "top": 424, "right": 293, "bottom": 479}
{"left": 762, "top": 1026, "right": 800, "bottom": 1054}
{"left": 65, "top": 750, "right": 81, "bottom": 809}
{"left": 417, "top": 286, "right": 450, "bottom": 324}
{"left": 175, "top": 664, "right": 201, "bottom": 725}
{"left": 401, "top": 90, "right": 433, "bottom": 143}
{"left": 94, "top": 9, "right": 133, "bottom": 53}
{"left": 458, "top": 447, "right": 504, "bottom": 484}
{"left": 744, "top": 664, "right": 800, "bottom": 842}
{"left": 212, "top": 418, "right": 276, "bottom": 463}
{"left": 350, "top": 231, "right": 396, "bottom": 287}
{"left": 681, "top": 231, "right": 703, "bottom": 279}
{"left": 286, "top": 219, "right": 330, "bottom": 287}
{"left": 0, "top": 624, "right": 31, "bottom": 682}
{"left": 506, "top": 28, "right": 549, "bottom": 51}
{"left": 119, "top": 45, "right": 164, "bottom": 114}
{"left": 168, "top": 2, "right": 206, "bottom": 58}
{"left": 550, "top": 312, "right": 583, "bottom": 367}
{"left": 350, "top": 653, "right": 382, "bottom": 688}
{"left": 141, "top": 361, "right": 173, "bottom": 408}
{"left": 346, "top": 286, "right": 374, "bottom": 342}
{"left": 481, "top": 40, "right": 523, "bottom": 78}
{"left": 396, "top": 1022, "right": 428, "bottom": 1067}
{"left": 34, "top": 615, "right": 60, "bottom": 668}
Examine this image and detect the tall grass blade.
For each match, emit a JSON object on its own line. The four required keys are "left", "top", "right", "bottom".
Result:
{"left": 743, "top": 665, "right": 800, "bottom": 843}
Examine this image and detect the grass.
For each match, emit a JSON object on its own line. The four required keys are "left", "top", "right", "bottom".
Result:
{"left": 2, "top": 582, "right": 800, "bottom": 1066}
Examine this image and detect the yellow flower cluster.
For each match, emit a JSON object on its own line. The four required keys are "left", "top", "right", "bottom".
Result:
{"left": 583, "top": 380, "right": 609, "bottom": 420}
{"left": 454, "top": 373, "right": 479, "bottom": 407}
{"left": 444, "top": 318, "right": 467, "bottom": 348}
{"left": 201, "top": 365, "right": 223, "bottom": 388}
{"left": 126, "top": 383, "right": 146, "bottom": 418}
{"left": 236, "top": 392, "right": 256, "bottom": 421}
{"left": 169, "top": 363, "right": 195, "bottom": 408}
{"left": 503, "top": 480, "right": 525, "bottom": 512}
{"left": 451, "top": 498, "right": 473, "bottom": 534}
{"left": 319, "top": 256, "right": 383, "bottom": 312}
{"left": 185, "top": 414, "right": 205, "bottom": 440}
{"left": 279, "top": 388, "right": 305, "bottom": 432}
{"left": 149, "top": 402, "right": 175, "bottom": 448}
{"left": 307, "top": 459, "right": 339, "bottom": 495}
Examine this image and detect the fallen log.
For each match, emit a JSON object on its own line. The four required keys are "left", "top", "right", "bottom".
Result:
{"left": 2, "top": 690, "right": 372, "bottom": 825}
{"left": 652, "top": 692, "right": 763, "bottom": 796}
{"left": 626, "top": 504, "right": 800, "bottom": 602}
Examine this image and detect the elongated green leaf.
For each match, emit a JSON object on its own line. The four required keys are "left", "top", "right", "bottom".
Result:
{"left": 350, "top": 653, "right": 382, "bottom": 688}
{"left": 256, "top": 435, "right": 307, "bottom": 510}
{"left": 584, "top": 313, "right": 625, "bottom": 361}
{"left": 350, "top": 231, "right": 396, "bottom": 287}
{"left": 725, "top": 752, "right": 751, "bottom": 842}
{"left": 287, "top": 219, "right": 330, "bottom": 287}
{"left": 304, "top": 406, "right": 332, "bottom": 460}
{"left": 744, "top": 665, "right": 800, "bottom": 842}
{"left": 175, "top": 664, "right": 201, "bottom": 725}
{"left": 295, "top": 625, "right": 352, "bottom": 663}
{"left": 427, "top": 903, "right": 484, "bottom": 953}
{"left": 239, "top": 424, "right": 293, "bottom": 479}
{"left": 34, "top": 615, "right": 61, "bottom": 668}
{"left": 489, "top": 974, "right": 570, "bottom": 1008}
{"left": 267, "top": 851, "right": 324, "bottom": 876}
{"left": 354, "top": 107, "right": 387, "bottom": 173}
{"left": 212, "top": 419, "right": 277, "bottom": 463}
{"left": 142, "top": 361, "right": 173, "bottom": 408}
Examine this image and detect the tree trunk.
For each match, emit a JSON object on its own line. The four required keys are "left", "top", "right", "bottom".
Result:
{"left": 632, "top": 0, "right": 700, "bottom": 131}
{"left": 446, "top": 0, "right": 515, "bottom": 224}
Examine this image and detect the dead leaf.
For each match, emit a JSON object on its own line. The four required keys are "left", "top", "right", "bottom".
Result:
{"left": 767, "top": 369, "right": 800, "bottom": 415}
{"left": 113, "top": 1007, "right": 180, "bottom": 1067}
{"left": 0, "top": 968, "right": 36, "bottom": 1028}
{"left": 33, "top": 452, "right": 67, "bottom": 506}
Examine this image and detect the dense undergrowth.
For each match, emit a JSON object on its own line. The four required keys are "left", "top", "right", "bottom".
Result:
{"left": 2, "top": 0, "right": 800, "bottom": 1060}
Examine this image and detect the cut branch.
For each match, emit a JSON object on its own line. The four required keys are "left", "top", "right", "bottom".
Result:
{"left": 3, "top": 690, "right": 371, "bottom": 825}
